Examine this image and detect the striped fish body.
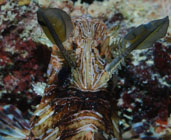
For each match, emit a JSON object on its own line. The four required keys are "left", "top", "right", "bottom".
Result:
{"left": 30, "top": 15, "right": 121, "bottom": 140}
{"left": 30, "top": 14, "right": 169, "bottom": 140}
{"left": 30, "top": 86, "right": 120, "bottom": 140}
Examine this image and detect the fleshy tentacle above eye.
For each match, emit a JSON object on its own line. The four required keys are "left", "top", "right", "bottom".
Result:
{"left": 105, "top": 16, "right": 169, "bottom": 78}
{"left": 37, "top": 8, "right": 76, "bottom": 68}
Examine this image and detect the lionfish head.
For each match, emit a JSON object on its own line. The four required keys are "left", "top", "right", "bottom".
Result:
{"left": 64, "top": 15, "right": 111, "bottom": 91}
{"left": 37, "top": 8, "right": 169, "bottom": 92}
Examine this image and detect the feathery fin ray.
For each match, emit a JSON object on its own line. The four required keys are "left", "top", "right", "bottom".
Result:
{"left": 0, "top": 105, "right": 30, "bottom": 140}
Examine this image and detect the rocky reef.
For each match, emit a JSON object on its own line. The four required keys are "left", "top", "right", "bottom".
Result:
{"left": 0, "top": 0, "right": 51, "bottom": 119}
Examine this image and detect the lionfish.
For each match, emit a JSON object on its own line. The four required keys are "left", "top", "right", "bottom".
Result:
{"left": 0, "top": 7, "right": 169, "bottom": 140}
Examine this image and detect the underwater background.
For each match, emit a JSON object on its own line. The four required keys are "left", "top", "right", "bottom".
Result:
{"left": 0, "top": 0, "right": 170, "bottom": 139}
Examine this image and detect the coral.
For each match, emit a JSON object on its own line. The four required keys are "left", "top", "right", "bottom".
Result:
{"left": 0, "top": 0, "right": 51, "bottom": 118}
{"left": 116, "top": 42, "right": 170, "bottom": 139}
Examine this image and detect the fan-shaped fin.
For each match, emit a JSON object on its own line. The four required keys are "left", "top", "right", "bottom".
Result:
{"left": 0, "top": 105, "right": 30, "bottom": 140}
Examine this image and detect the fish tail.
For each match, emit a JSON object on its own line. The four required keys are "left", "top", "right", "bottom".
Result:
{"left": 0, "top": 105, "right": 30, "bottom": 140}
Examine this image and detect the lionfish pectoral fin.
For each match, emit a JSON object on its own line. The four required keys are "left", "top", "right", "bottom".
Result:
{"left": 0, "top": 105, "right": 30, "bottom": 140}
{"left": 105, "top": 16, "right": 169, "bottom": 76}
{"left": 37, "top": 8, "right": 76, "bottom": 68}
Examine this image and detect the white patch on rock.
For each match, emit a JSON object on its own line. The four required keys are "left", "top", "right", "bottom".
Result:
{"left": 152, "top": 74, "right": 170, "bottom": 87}
{"left": 131, "top": 49, "right": 148, "bottom": 66}
{"left": 32, "top": 82, "right": 46, "bottom": 96}
{"left": 117, "top": 98, "right": 124, "bottom": 106}
{"left": 146, "top": 59, "right": 154, "bottom": 66}
{"left": 127, "top": 86, "right": 136, "bottom": 94}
